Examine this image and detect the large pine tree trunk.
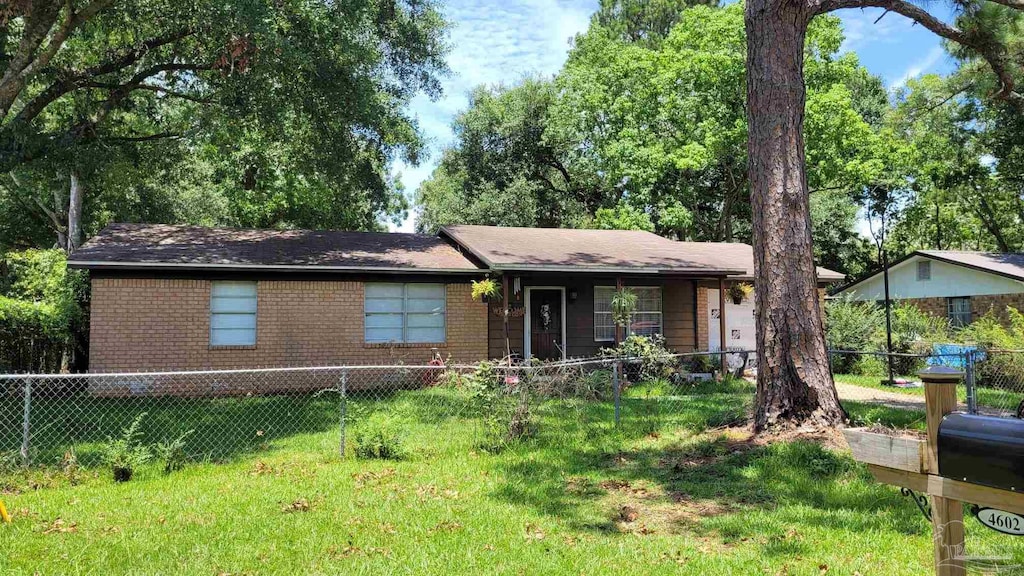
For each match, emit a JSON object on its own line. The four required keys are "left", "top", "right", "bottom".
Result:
{"left": 745, "top": 0, "right": 845, "bottom": 431}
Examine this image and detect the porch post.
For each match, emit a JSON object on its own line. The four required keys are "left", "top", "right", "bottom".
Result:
{"left": 502, "top": 273, "right": 511, "bottom": 359}
{"left": 718, "top": 277, "right": 727, "bottom": 376}
{"left": 615, "top": 276, "right": 624, "bottom": 345}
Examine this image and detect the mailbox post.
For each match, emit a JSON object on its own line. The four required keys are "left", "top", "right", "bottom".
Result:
{"left": 921, "top": 366, "right": 965, "bottom": 576}
{"left": 845, "top": 365, "right": 1024, "bottom": 576}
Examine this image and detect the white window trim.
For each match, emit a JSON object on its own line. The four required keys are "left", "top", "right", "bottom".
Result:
{"left": 593, "top": 285, "right": 664, "bottom": 342}
{"left": 209, "top": 281, "right": 258, "bottom": 348}
{"left": 524, "top": 286, "right": 567, "bottom": 360}
{"left": 364, "top": 283, "right": 447, "bottom": 344}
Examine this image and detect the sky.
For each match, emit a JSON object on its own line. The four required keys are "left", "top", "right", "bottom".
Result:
{"left": 390, "top": 0, "right": 959, "bottom": 233}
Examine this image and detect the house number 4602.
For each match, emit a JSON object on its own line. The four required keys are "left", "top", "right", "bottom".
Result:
{"left": 974, "top": 507, "right": 1024, "bottom": 536}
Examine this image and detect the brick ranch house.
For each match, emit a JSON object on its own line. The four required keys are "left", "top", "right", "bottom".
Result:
{"left": 69, "top": 223, "right": 843, "bottom": 373}
{"left": 835, "top": 251, "right": 1024, "bottom": 328}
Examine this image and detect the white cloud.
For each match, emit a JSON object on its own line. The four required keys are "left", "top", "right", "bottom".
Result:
{"left": 889, "top": 46, "right": 946, "bottom": 91}
{"left": 389, "top": 0, "right": 597, "bottom": 232}
{"left": 838, "top": 9, "right": 916, "bottom": 52}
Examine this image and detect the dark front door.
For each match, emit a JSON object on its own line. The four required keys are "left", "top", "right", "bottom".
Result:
{"left": 529, "top": 289, "right": 563, "bottom": 360}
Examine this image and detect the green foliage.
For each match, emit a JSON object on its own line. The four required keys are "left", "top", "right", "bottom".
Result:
{"left": 609, "top": 288, "right": 638, "bottom": 327}
{"left": 590, "top": 204, "right": 656, "bottom": 231}
{"left": 470, "top": 278, "right": 501, "bottom": 302}
{"left": 826, "top": 297, "right": 949, "bottom": 375}
{"left": 601, "top": 334, "right": 674, "bottom": 382}
{"left": 154, "top": 430, "right": 194, "bottom": 474}
{"left": 0, "top": 249, "right": 87, "bottom": 372}
{"left": 466, "top": 362, "right": 534, "bottom": 451}
{"left": 352, "top": 412, "right": 408, "bottom": 460}
{"left": 1, "top": 0, "right": 450, "bottom": 248}
{"left": 100, "top": 413, "right": 151, "bottom": 483}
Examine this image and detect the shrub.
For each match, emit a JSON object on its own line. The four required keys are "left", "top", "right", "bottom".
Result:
{"left": 101, "top": 413, "right": 151, "bottom": 482}
{"left": 0, "top": 249, "right": 87, "bottom": 373}
{"left": 825, "top": 295, "right": 884, "bottom": 372}
{"left": 466, "top": 361, "right": 534, "bottom": 450}
{"left": 601, "top": 334, "right": 673, "bottom": 382}
{"left": 353, "top": 413, "right": 407, "bottom": 459}
{"left": 154, "top": 430, "right": 194, "bottom": 474}
{"left": 959, "top": 307, "right": 1024, "bottom": 389}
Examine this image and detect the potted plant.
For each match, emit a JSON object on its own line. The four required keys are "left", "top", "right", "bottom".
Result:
{"left": 727, "top": 282, "right": 754, "bottom": 305}
{"left": 471, "top": 278, "right": 501, "bottom": 303}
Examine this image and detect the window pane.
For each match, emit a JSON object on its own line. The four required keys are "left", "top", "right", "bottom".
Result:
{"left": 366, "top": 283, "right": 404, "bottom": 298}
{"left": 407, "top": 327, "right": 445, "bottom": 343}
{"left": 210, "top": 314, "right": 257, "bottom": 330}
{"left": 211, "top": 328, "right": 256, "bottom": 346}
{"left": 365, "top": 313, "right": 403, "bottom": 328}
{"left": 366, "top": 327, "right": 404, "bottom": 343}
{"left": 594, "top": 287, "right": 614, "bottom": 313}
{"left": 365, "top": 298, "right": 404, "bottom": 313}
{"left": 595, "top": 311, "right": 615, "bottom": 341}
{"left": 406, "top": 298, "right": 445, "bottom": 313}
{"left": 211, "top": 282, "right": 257, "bottom": 298}
{"left": 210, "top": 297, "right": 257, "bottom": 314}
{"left": 406, "top": 283, "right": 445, "bottom": 298}
{"left": 407, "top": 313, "right": 445, "bottom": 328}
{"left": 630, "top": 312, "right": 662, "bottom": 337}
{"left": 634, "top": 287, "right": 662, "bottom": 312}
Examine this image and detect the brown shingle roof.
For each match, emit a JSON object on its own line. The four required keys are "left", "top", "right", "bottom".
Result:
{"left": 68, "top": 223, "right": 481, "bottom": 272}
{"left": 917, "top": 250, "right": 1024, "bottom": 281}
{"left": 441, "top": 224, "right": 844, "bottom": 280}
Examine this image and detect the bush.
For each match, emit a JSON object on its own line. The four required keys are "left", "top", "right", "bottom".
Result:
{"left": 600, "top": 334, "right": 674, "bottom": 382}
{"left": 825, "top": 296, "right": 884, "bottom": 372}
{"left": 352, "top": 413, "right": 407, "bottom": 459}
{"left": 466, "top": 361, "right": 534, "bottom": 451}
{"left": 959, "top": 307, "right": 1024, "bottom": 389}
{"left": 101, "top": 413, "right": 151, "bottom": 482}
{"left": 154, "top": 430, "right": 194, "bottom": 474}
{"left": 0, "top": 249, "right": 88, "bottom": 373}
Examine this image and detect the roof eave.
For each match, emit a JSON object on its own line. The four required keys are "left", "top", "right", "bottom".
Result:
{"left": 66, "top": 261, "right": 484, "bottom": 274}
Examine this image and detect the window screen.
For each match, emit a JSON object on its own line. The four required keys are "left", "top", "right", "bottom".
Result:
{"left": 210, "top": 282, "right": 257, "bottom": 346}
{"left": 594, "top": 286, "right": 663, "bottom": 341}
{"left": 365, "top": 283, "right": 446, "bottom": 343}
{"left": 948, "top": 297, "right": 972, "bottom": 328}
{"left": 917, "top": 260, "right": 931, "bottom": 281}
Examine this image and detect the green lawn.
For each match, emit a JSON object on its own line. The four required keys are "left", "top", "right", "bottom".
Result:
{"left": 1, "top": 380, "right": 1020, "bottom": 575}
{"left": 834, "top": 373, "right": 1022, "bottom": 411}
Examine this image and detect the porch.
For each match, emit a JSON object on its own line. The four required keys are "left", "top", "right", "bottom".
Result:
{"left": 486, "top": 273, "right": 737, "bottom": 362}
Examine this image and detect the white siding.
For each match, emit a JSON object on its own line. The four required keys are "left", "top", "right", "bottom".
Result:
{"left": 841, "top": 255, "right": 1024, "bottom": 300}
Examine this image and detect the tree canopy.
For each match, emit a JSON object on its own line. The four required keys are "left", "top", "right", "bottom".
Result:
{"left": 0, "top": 0, "right": 449, "bottom": 249}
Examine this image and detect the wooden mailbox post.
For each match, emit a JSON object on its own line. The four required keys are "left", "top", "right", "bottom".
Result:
{"left": 845, "top": 365, "right": 1024, "bottom": 576}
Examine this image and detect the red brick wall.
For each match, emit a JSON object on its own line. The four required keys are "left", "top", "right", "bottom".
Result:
{"left": 901, "top": 293, "right": 1024, "bottom": 326}
{"left": 89, "top": 278, "right": 488, "bottom": 372}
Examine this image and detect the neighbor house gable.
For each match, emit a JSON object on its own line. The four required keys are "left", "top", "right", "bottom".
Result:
{"left": 838, "top": 253, "right": 1024, "bottom": 301}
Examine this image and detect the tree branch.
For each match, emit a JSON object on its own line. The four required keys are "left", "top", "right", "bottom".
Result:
{"left": 815, "top": 0, "right": 1022, "bottom": 104}
{"left": 11, "top": 28, "right": 195, "bottom": 125}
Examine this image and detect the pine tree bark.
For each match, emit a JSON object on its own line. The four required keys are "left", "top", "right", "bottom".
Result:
{"left": 745, "top": 0, "right": 845, "bottom": 431}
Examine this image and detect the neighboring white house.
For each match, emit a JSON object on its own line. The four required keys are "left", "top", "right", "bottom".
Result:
{"left": 835, "top": 251, "right": 1024, "bottom": 326}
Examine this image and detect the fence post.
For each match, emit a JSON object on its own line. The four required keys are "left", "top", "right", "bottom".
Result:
{"left": 613, "top": 361, "right": 621, "bottom": 427}
{"left": 964, "top": 350, "right": 977, "bottom": 415}
{"left": 20, "top": 378, "right": 32, "bottom": 466}
{"left": 339, "top": 369, "right": 348, "bottom": 458}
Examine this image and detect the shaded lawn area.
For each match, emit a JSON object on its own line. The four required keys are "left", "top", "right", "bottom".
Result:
{"left": 834, "top": 373, "right": 1020, "bottom": 411}
{"left": 1, "top": 380, "right": 1019, "bottom": 575}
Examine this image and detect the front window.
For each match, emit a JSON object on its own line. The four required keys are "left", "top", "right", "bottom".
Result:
{"left": 948, "top": 297, "right": 971, "bottom": 328}
{"left": 594, "top": 286, "right": 663, "bottom": 342}
{"left": 365, "top": 283, "right": 446, "bottom": 343}
{"left": 210, "top": 281, "right": 257, "bottom": 346}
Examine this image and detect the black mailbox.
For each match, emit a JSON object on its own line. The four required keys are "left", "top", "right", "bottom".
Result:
{"left": 938, "top": 413, "right": 1024, "bottom": 492}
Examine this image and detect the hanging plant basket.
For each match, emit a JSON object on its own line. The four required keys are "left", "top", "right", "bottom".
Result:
{"left": 727, "top": 283, "right": 754, "bottom": 305}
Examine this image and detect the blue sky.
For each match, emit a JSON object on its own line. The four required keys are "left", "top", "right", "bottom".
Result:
{"left": 391, "top": 1, "right": 959, "bottom": 232}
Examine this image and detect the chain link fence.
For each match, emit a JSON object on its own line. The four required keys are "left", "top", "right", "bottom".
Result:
{"left": 827, "top": 348, "right": 1024, "bottom": 418}
{"left": 0, "top": 350, "right": 754, "bottom": 470}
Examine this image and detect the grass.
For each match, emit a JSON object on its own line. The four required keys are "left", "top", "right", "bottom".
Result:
{"left": 834, "top": 373, "right": 1021, "bottom": 410}
{"left": 1, "top": 380, "right": 1020, "bottom": 575}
